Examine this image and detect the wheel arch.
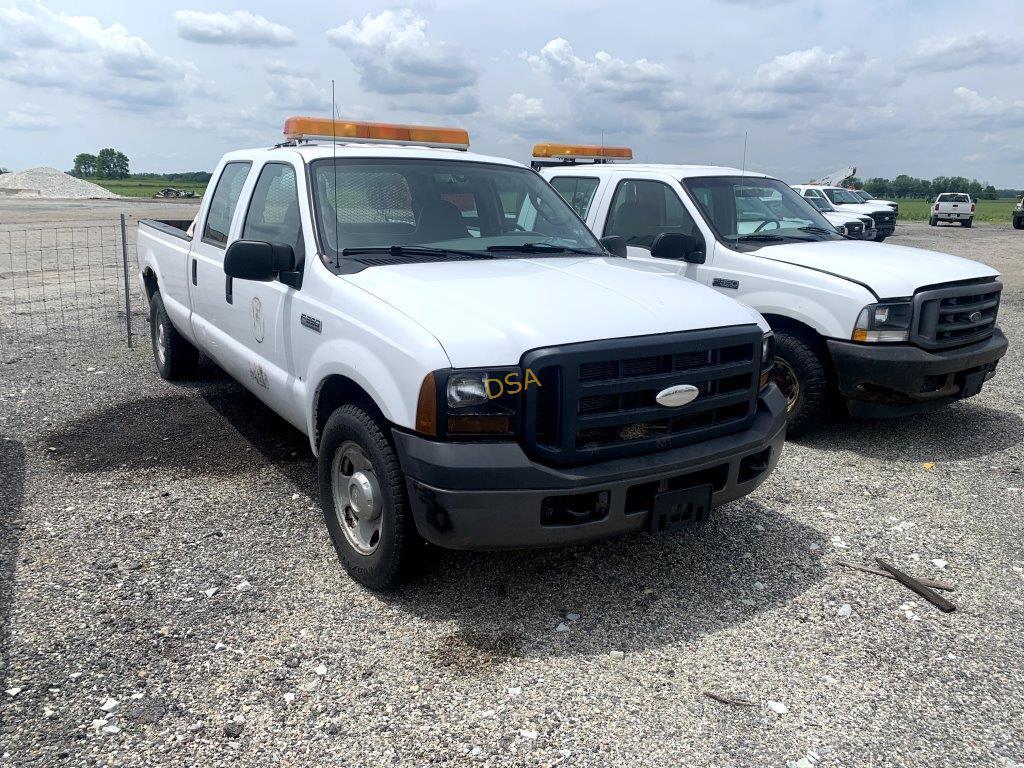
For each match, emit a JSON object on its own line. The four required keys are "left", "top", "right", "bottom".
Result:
{"left": 312, "top": 374, "right": 389, "bottom": 455}
{"left": 762, "top": 313, "right": 838, "bottom": 383}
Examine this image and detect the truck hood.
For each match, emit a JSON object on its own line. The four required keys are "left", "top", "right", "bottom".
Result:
{"left": 832, "top": 202, "right": 891, "bottom": 216}
{"left": 343, "top": 256, "right": 766, "bottom": 367}
{"left": 755, "top": 241, "right": 999, "bottom": 298}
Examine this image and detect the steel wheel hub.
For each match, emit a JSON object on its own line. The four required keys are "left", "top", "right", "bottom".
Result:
{"left": 156, "top": 317, "right": 167, "bottom": 366}
{"left": 331, "top": 442, "right": 383, "bottom": 555}
{"left": 772, "top": 358, "right": 801, "bottom": 413}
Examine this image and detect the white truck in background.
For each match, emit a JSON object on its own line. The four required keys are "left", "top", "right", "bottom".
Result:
{"left": 791, "top": 185, "right": 896, "bottom": 241}
{"left": 537, "top": 144, "right": 1008, "bottom": 435}
{"left": 930, "top": 193, "right": 975, "bottom": 227}
{"left": 799, "top": 190, "right": 876, "bottom": 240}
{"left": 134, "top": 119, "right": 787, "bottom": 589}
{"left": 850, "top": 189, "right": 899, "bottom": 217}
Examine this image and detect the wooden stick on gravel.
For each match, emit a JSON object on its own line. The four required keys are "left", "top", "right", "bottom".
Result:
{"left": 875, "top": 557, "right": 957, "bottom": 613}
{"left": 837, "top": 560, "right": 956, "bottom": 592}
{"left": 703, "top": 691, "right": 755, "bottom": 707}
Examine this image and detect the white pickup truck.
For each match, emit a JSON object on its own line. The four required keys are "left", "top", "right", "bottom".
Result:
{"left": 930, "top": 193, "right": 975, "bottom": 227}
{"left": 135, "top": 118, "right": 786, "bottom": 589}
{"left": 792, "top": 185, "right": 897, "bottom": 241}
{"left": 537, "top": 147, "right": 1008, "bottom": 435}
{"left": 800, "top": 192, "right": 876, "bottom": 240}
{"left": 850, "top": 189, "right": 899, "bottom": 217}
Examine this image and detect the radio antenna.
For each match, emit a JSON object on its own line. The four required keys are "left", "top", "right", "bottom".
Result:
{"left": 331, "top": 79, "right": 340, "bottom": 268}
{"left": 740, "top": 130, "right": 748, "bottom": 186}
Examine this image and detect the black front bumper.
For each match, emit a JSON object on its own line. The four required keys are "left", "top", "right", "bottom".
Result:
{"left": 827, "top": 328, "right": 1008, "bottom": 418}
{"left": 393, "top": 385, "right": 788, "bottom": 550}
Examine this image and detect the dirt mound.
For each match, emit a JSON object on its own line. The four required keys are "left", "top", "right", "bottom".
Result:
{"left": 0, "top": 167, "right": 118, "bottom": 199}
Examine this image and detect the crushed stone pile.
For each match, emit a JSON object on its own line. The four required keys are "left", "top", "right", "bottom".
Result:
{"left": 0, "top": 167, "right": 119, "bottom": 199}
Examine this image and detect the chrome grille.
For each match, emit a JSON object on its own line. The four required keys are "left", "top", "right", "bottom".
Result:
{"left": 912, "top": 280, "right": 1002, "bottom": 350}
{"left": 522, "top": 326, "right": 763, "bottom": 466}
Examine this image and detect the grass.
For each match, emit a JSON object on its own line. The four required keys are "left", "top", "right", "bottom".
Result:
{"left": 87, "top": 178, "right": 208, "bottom": 199}
{"left": 894, "top": 198, "right": 1018, "bottom": 223}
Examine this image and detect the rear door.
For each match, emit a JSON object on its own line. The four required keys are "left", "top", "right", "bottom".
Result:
{"left": 190, "top": 160, "right": 252, "bottom": 357}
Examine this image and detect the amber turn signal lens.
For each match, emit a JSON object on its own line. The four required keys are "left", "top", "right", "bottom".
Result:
{"left": 415, "top": 372, "right": 437, "bottom": 437}
{"left": 284, "top": 116, "right": 469, "bottom": 149}
{"left": 852, "top": 329, "right": 869, "bottom": 342}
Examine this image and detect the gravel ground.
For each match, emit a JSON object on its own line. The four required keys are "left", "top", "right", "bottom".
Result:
{"left": 1, "top": 222, "right": 1022, "bottom": 767}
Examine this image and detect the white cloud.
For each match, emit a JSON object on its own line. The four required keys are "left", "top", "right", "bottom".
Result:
{"left": 496, "top": 93, "right": 561, "bottom": 140}
{"left": 0, "top": 2, "right": 203, "bottom": 109}
{"left": 908, "top": 32, "right": 1023, "bottom": 72}
{"left": 962, "top": 153, "right": 986, "bottom": 163}
{"left": 263, "top": 62, "right": 330, "bottom": 111}
{"left": 951, "top": 86, "right": 1024, "bottom": 128}
{"left": 3, "top": 104, "right": 57, "bottom": 130}
{"left": 525, "top": 38, "right": 676, "bottom": 106}
{"left": 326, "top": 10, "right": 478, "bottom": 114}
{"left": 174, "top": 10, "right": 295, "bottom": 47}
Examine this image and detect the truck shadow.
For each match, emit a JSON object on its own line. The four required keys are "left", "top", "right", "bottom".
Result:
{"left": 386, "top": 500, "right": 826, "bottom": 664}
{"left": 799, "top": 402, "right": 1024, "bottom": 462}
{"left": 0, "top": 438, "right": 25, "bottom": 681}
{"left": 47, "top": 372, "right": 314, "bottom": 491}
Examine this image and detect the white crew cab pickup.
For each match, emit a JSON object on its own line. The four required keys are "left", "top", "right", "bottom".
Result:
{"left": 930, "top": 193, "right": 975, "bottom": 227}
{"left": 135, "top": 119, "right": 786, "bottom": 589}
{"left": 536, "top": 145, "right": 1008, "bottom": 435}
{"left": 791, "top": 185, "right": 897, "bottom": 241}
{"left": 800, "top": 191, "right": 876, "bottom": 240}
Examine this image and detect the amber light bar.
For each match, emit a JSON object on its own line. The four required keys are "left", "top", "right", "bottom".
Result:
{"left": 283, "top": 116, "right": 469, "bottom": 150}
{"left": 532, "top": 142, "right": 633, "bottom": 160}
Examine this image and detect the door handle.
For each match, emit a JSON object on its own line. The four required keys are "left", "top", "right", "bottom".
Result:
{"left": 225, "top": 275, "right": 233, "bottom": 304}
{"left": 192, "top": 259, "right": 197, "bottom": 285}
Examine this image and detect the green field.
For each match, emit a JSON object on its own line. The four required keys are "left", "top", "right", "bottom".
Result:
{"left": 88, "top": 178, "right": 208, "bottom": 199}
{"left": 895, "top": 197, "right": 1018, "bottom": 222}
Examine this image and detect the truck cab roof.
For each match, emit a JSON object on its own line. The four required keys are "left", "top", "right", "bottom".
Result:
{"left": 543, "top": 163, "right": 767, "bottom": 180}
{"left": 221, "top": 141, "right": 526, "bottom": 169}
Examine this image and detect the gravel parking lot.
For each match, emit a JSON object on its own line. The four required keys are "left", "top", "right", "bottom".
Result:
{"left": 1, "top": 217, "right": 1022, "bottom": 767}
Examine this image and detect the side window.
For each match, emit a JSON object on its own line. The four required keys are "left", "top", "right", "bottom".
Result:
{"left": 242, "top": 163, "right": 304, "bottom": 261}
{"left": 202, "top": 162, "right": 252, "bottom": 247}
{"left": 803, "top": 189, "right": 822, "bottom": 198}
{"left": 549, "top": 176, "right": 600, "bottom": 219}
{"left": 603, "top": 179, "right": 700, "bottom": 249}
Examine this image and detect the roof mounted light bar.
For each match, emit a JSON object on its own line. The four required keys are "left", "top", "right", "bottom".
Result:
{"left": 283, "top": 116, "right": 470, "bottom": 150}
{"left": 530, "top": 142, "right": 632, "bottom": 170}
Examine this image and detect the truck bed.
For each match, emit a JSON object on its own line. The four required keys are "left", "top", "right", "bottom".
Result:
{"left": 139, "top": 218, "right": 194, "bottom": 240}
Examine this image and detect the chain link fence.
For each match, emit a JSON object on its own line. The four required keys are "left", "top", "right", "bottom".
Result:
{"left": 0, "top": 215, "right": 142, "bottom": 355}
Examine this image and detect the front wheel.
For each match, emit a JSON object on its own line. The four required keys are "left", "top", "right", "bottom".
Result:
{"left": 318, "top": 405, "right": 421, "bottom": 590}
{"left": 1013, "top": 218, "right": 1024, "bottom": 230}
{"left": 771, "top": 331, "right": 830, "bottom": 438}
{"left": 873, "top": 232, "right": 887, "bottom": 242}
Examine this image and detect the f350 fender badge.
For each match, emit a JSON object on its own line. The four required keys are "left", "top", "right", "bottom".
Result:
{"left": 713, "top": 278, "right": 740, "bottom": 290}
{"left": 300, "top": 314, "right": 322, "bottom": 333}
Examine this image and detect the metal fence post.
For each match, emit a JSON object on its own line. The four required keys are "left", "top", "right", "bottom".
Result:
{"left": 119, "top": 214, "right": 133, "bottom": 348}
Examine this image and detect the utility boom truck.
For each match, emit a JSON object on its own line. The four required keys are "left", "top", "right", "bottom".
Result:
{"left": 538, "top": 144, "right": 1007, "bottom": 435}
{"left": 135, "top": 119, "right": 786, "bottom": 589}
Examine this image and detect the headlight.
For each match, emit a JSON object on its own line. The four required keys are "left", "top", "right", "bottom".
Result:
{"left": 835, "top": 224, "right": 847, "bottom": 236}
{"left": 852, "top": 301, "right": 912, "bottom": 342}
{"left": 416, "top": 367, "right": 525, "bottom": 438}
{"left": 759, "top": 331, "right": 775, "bottom": 389}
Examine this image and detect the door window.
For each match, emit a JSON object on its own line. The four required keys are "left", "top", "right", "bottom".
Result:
{"left": 202, "top": 162, "right": 252, "bottom": 247}
{"left": 549, "top": 176, "right": 600, "bottom": 219}
{"left": 242, "top": 163, "right": 305, "bottom": 261}
{"left": 603, "top": 179, "right": 700, "bottom": 248}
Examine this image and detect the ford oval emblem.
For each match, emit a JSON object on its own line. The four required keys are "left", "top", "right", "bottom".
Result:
{"left": 655, "top": 384, "right": 700, "bottom": 407}
{"left": 968, "top": 311, "right": 983, "bottom": 323}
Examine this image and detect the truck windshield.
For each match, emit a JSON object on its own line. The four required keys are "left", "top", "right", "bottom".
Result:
{"left": 683, "top": 176, "right": 843, "bottom": 249}
{"left": 309, "top": 158, "right": 602, "bottom": 261}
{"left": 824, "top": 188, "right": 864, "bottom": 205}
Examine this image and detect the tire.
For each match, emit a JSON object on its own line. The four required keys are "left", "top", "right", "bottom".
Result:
{"left": 961, "top": 219, "right": 972, "bottom": 228}
{"left": 149, "top": 291, "right": 198, "bottom": 380}
{"left": 873, "top": 232, "right": 887, "bottom": 242}
{"left": 771, "top": 331, "right": 830, "bottom": 438}
{"left": 318, "top": 404, "right": 421, "bottom": 590}
{"left": 1013, "top": 218, "right": 1024, "bottom": 230}
{"left": 928, "top": 216, "right": 937, "bottom": 226}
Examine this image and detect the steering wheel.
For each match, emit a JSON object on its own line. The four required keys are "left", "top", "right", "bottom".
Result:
{"left": 754, "top": 218, "right": 782, "bottom": 233}
{"left": 498, "top": 222, "right": 528, "bottom": 233}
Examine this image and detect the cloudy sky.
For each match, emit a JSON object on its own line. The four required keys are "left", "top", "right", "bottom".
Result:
{"left": 2, "top": 0, "right": 1022, "bottom": 186}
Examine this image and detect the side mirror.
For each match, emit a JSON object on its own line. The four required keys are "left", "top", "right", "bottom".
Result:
{"left": 651, "top": 232, "right": 705, "bottom": 264}
{"left": 224, "top": 240, "right": 296, "bottom": 281}
{"left": 599, "top": 235, "right": 627, "bottom": 258}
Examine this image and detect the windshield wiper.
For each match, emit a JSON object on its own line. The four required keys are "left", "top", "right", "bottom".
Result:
{"left": 736, "top": 234, "right": 788, "bottom": 242}
{"left": 485, "top": 243, "right": 601, "bottom": 255}
{"left": 340, "top": 245, "right": 495, "bottom": 260}
{"left": 798, "top": 225, "right": 843, "bottom": 237}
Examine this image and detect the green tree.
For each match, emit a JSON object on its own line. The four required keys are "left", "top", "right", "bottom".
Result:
{"left": 841, "top": 175, "right": 863, "bottom": 189}
{"left": 73, "top": 153, "right": 98, "bottom": 177}
{"left": 96, "top": 148, "right": 130, "bottom": 179}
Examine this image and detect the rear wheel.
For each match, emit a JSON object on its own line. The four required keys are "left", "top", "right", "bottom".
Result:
{"left": 318, "top": 404, "right": 421, "bottom": 590}
{"left": 929, "top": 216, "right": 937, "bottom": 226}
{"left": 771, "top": 331, "right": 830, "bottom": 438}
{"left": 149, "top": 291, "right": 198, "bottom": 380}
{"left": 961, "top": 219, "right": 972, "bottom": 228}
